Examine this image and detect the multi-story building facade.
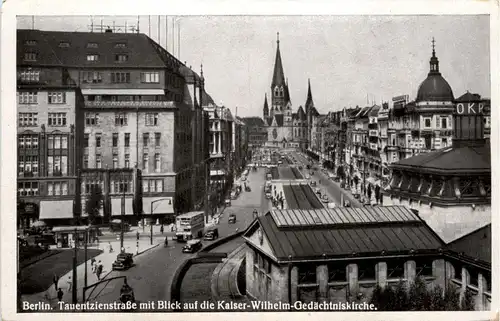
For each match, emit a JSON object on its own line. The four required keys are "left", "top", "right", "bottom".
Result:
{"left": 17, "top": 30, "right": 85, "bottom": 228}
{"left": 17, "top": 28, "right": 209, "bottom": 225}
{"left": 242, "top": 117, "right": 268, "bottom": 148}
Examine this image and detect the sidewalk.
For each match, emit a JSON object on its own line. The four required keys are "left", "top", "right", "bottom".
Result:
{"left": 21, "top": 237, "right": 162, "bottom": 308}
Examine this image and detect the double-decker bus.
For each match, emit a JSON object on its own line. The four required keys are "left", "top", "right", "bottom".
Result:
{"left": 175, "top": 211, "right": 205, "bottom": 242}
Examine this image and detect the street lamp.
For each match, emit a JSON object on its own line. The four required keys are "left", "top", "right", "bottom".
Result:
{"left": 150, "top": 198, "right": 170, "bottom": 245}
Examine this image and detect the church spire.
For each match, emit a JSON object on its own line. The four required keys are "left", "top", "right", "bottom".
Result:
{"left": 263, "top": 93, "right": 269, "bottom": 117}
{"left": 305, "top": 78, "right": 314, "bottom": 113}
{"left": 271, "top": 32, "right": 286, "bottom": 88}
{"left": 429, "top": 37, "right": 440, "bottom": 75}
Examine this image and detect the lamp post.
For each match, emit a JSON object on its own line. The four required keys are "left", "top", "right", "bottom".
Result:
{"left": 72, "top": 228, "right": 78, "bottom": 304}
{"left": 150, "top": 198, "right": 170, "bottom": 245}
{"left": 120, "top": 171, "right": 126, "bottom": 253}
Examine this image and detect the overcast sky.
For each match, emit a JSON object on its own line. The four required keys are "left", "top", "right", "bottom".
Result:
{"left": 17, "top": 15, "right": 490, "bottom": 118}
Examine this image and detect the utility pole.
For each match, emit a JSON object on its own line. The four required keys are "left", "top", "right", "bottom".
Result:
{"left": 84, "top": 228, "right": 88, "bottom": 298}
{"left": 120, "top": 171, "right": 125, "bottom": 253}
{"left": 72, "top": 228, "right": 77, "bottom": 304}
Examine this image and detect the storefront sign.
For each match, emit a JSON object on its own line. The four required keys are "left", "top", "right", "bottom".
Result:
{"left": 455, "top": 102, "right": 489, "bottom": 115}
{"left": 392, "top": 95, "right": 409, "bottom": 103}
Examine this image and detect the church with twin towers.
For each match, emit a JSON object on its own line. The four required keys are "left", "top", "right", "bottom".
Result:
{"left": 263, "top": 33, "right": 320, "bottom": 150}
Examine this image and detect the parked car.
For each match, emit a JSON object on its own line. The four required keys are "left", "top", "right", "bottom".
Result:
{"left": 112, "top": 253, "right": 134, "bottom": 271}
{"left": 204, "top": 228, "right": 219, "bottom": 241}
{"left": 315, "top": 187, "right": 321, "bottom": 194}
{"left": 228, "top": 214, "right": 236, "bottom": 224}
{"left": 298, "top": 166, "right": 303, "bottom": 170}
{"left": 182, "top": 239, "right": 203, "bottom": 253}
{"left": 310, "top": 181, "right": 317, "bottom": 187}
{"left": 344, "top": 200, "right": 351, "bottom": 207}
{"left": 321, "top": 195, "right": 329, "bottom": 203}
{"left": 225, "top": 199, "right": 231, "bottom": 206}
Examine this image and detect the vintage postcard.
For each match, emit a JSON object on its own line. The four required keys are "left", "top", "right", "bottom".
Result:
{"left": 1, "top": 1, "right": 498, "bottom": 320}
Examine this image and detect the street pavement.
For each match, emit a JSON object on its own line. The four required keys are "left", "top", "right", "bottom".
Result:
{"left": 66, "top": 167, "right": 269, "bottom": 311}
{"left": 292, "top": 151, "right": 362, "bottom": 208}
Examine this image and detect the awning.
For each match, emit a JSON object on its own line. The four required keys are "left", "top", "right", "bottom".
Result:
{"left": 142, "top": 197, "right": 174, "bottom": 215}
{"left": 111, "top": 197, "right": 134, "bottom": 216}
{"left": 82, "top": 89, "right": 165, "bottom": 96}
{"left": 39, "top": 200, "right": 74, "bottom": 220}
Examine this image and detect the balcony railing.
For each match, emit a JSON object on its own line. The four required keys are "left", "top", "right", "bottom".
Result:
{"left": 85, "top": 100, "right": 177, "bottom": 109}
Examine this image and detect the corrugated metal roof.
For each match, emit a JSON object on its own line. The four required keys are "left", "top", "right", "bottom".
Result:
{"left": 253, "top": 210, "right": 444, "bottom": 261}
{"left": 270, "top": 205, "right": 418, "bottom": 228}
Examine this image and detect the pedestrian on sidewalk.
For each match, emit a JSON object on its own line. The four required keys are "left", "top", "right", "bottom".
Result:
{"left": 67, "top": 276, "right": 72, "bottom": 292}
{"left": 57, "top": 288, "right": 64, "bottom": 302}
{"left": 108, "top": 242, "right": 113, "bottom": 253}
{"left": 96, "top": 260, "right": 103, "bottom": 280}
{"left": 91, "top": 258, "right": 96, "bottom": 273}
{"left": 160, "top": 225, "right": 164, "bottom": 235}
{"left": 53, "top": 274, "right": 59, "bottom": 291}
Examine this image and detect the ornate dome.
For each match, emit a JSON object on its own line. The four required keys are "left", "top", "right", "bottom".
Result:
{"left": 416, "top": 74, "right": 454, "bottom": 102}
{"left": 416, "top": 38, "right": 454, "bottom": 102}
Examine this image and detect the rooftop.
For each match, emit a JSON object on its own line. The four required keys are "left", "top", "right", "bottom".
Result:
{"left": 245, "top": 206, "right": 445, "bottom": 262}
{"left": 446, "top": 224, "right": 491, "bottom": 266}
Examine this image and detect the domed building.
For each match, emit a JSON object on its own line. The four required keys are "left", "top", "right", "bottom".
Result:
{"left": 403, "top": 39, "right": 455, "bottom": 155}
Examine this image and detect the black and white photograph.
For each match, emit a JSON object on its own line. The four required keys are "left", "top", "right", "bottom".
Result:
{"left": 1, "top": 1, "right": 498, "bottom": 319}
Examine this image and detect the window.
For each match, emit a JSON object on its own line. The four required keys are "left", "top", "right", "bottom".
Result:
{"left": 24, "top": 52, "right": 37, "bottom": 61}
{"left": 25, "top": 40, "right": 37, "bottom": 46}
{"left": 114, "top": 43, "right": 127, "bottom": 48}
{"left": 19, "top": 69, "right": 40, "bottom": 82}
{"left": 17, "top": 182, "right": 39, "bottom": 196}
{"left": 327, "top": 263, "right": 347, "bottom": 282}
{"left": 156, "top": 179, "right": 163, "bottom": 192}
{"left": 47, "top": 181, "right": 69, "bottom": 196}
{"left": 18, "top": 156, "right": 39, "bottom": 176}
{"left": 124, "top": 154, "right": 130, "bottom": 168}
{"left": 48, "top": 113, "right": 67, "bottom": 126}
{"left": 111, "top": 72, "right": 130, "bottom": 83}
{"left": 18, "top": 92, "right": 38, "bottom": 104}
{"left": 155, "top": 133, "right": 161, "bottom": 147}
{"left": 143, "top": 133, "right": 150, "bottom": 147}
{"left": 155, "top": 153, "right": 161, "bottom": 172}
{"left": 387, "top": 259, "right": 405, "bottom": 279}
{"left": 441, "top": 117, "right": 447, "bottom": 129}
{"left": 81, "top": 71, "right": 102, "bottom": 83}
{"left": 18, "top": 113, "right": 38, "bottom": 127}
{"left": 115, "top": 54, "right": 128, "bottom": 62}
{"left": 124, "top": 133, "right": 130, "bottom": 147}
{"left": 83, "top": 155, "right": 89, "bottom": 168}
{"left": 84, "top": 134, "right": 89, "bottom": 147}
{"left": 86, "top": 54, "right": 99, "bottom": 62}
{"left": 141, "top": 72, "right": 160, "bottom": 83}
{"left": 48, "top": 92, "right": 66, "bottom": 104}
{"left": 143, "top": 153, "right": 149, "bottom": 172}
{"left": 47, "top": 155, "right": 67, "bottom": 176}
{"left": 145, "top": 113, "right": 159, "bottom": 126}
{"left": 95, "top": 154, "right": 102, "bottom": 168}
{"left": 358, "top": 261, "right": 376, "bottom": 280}
{"left": 47, "top": 135, "right": 68, "bottom": 149}
{"left": 424, "top": 118, "right": 431, "bottom": 128}
{"left": 85, "top": 113, "right": 100, "bottom": 126}
{"left": 112, "top": 154, "right": 118, "bottom": 169}
{"left": 298, "top": 265, "right": 317, "bottom": 284}
{"left": 435, "top": 117, "right": 440, "bottom": 128}
{"left": 441, "top": 138, "right": 447, "bottom": 147}
{"left": 415, "top": 259, "right": 433, "bottom": 277}
{"left": 112, "top": 133, "right": 119, "bottom": 147}
{"left": 18, "top": 135, "right": 39, "bottom": 149}
{"left": 87, "top": 43, "right": 98, "bottom": 48}
{"left": 115, "top": 113, "right": 128, "bottom": 126}
{"left": 95, "top": 134, "right": 102, "bottom": 147}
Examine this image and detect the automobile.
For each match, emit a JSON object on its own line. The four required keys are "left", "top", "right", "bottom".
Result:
{"left": 310, "top": 181, "right": 317, "bottom": 187}
{"left": 231, "top": 191, "right": 239, "bottom": 200}
{"left": 182, "top": 239, "right": 203, "bottom": 253}
{"left": 315, "top": 187, "right": 321, "bottom": 194}
{"left": 204, "top": 228, "right": 219, "bottom": 241}
{"left": 306, "top": 164, "right": 311, "bottom": 170}
{"left": 343, "top": 200, "right": 351, "bottom": 207}
{"left": 112, "top": 253, "right": 134, "bottom": 271}
{"left": 228, "top": 214, "right": 236, "bottom": 224}
{"left": 225, "top": 199, "right": 231, "bottom": 206}
{"left": 321, "top": 195, "right": 329, "bottom": 203}
{"left": 298, "top": 166, "right": 303, "bottom": 170}
{"left": 305, "top": 174, "right": 311, "bottom": 180}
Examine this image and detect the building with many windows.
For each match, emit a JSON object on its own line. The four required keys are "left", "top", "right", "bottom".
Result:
{"left": 17, "top": 28, "right": 210, "bottom": 225}
{"left": 17, "top": 30, "right": 85, "bottom": 228}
